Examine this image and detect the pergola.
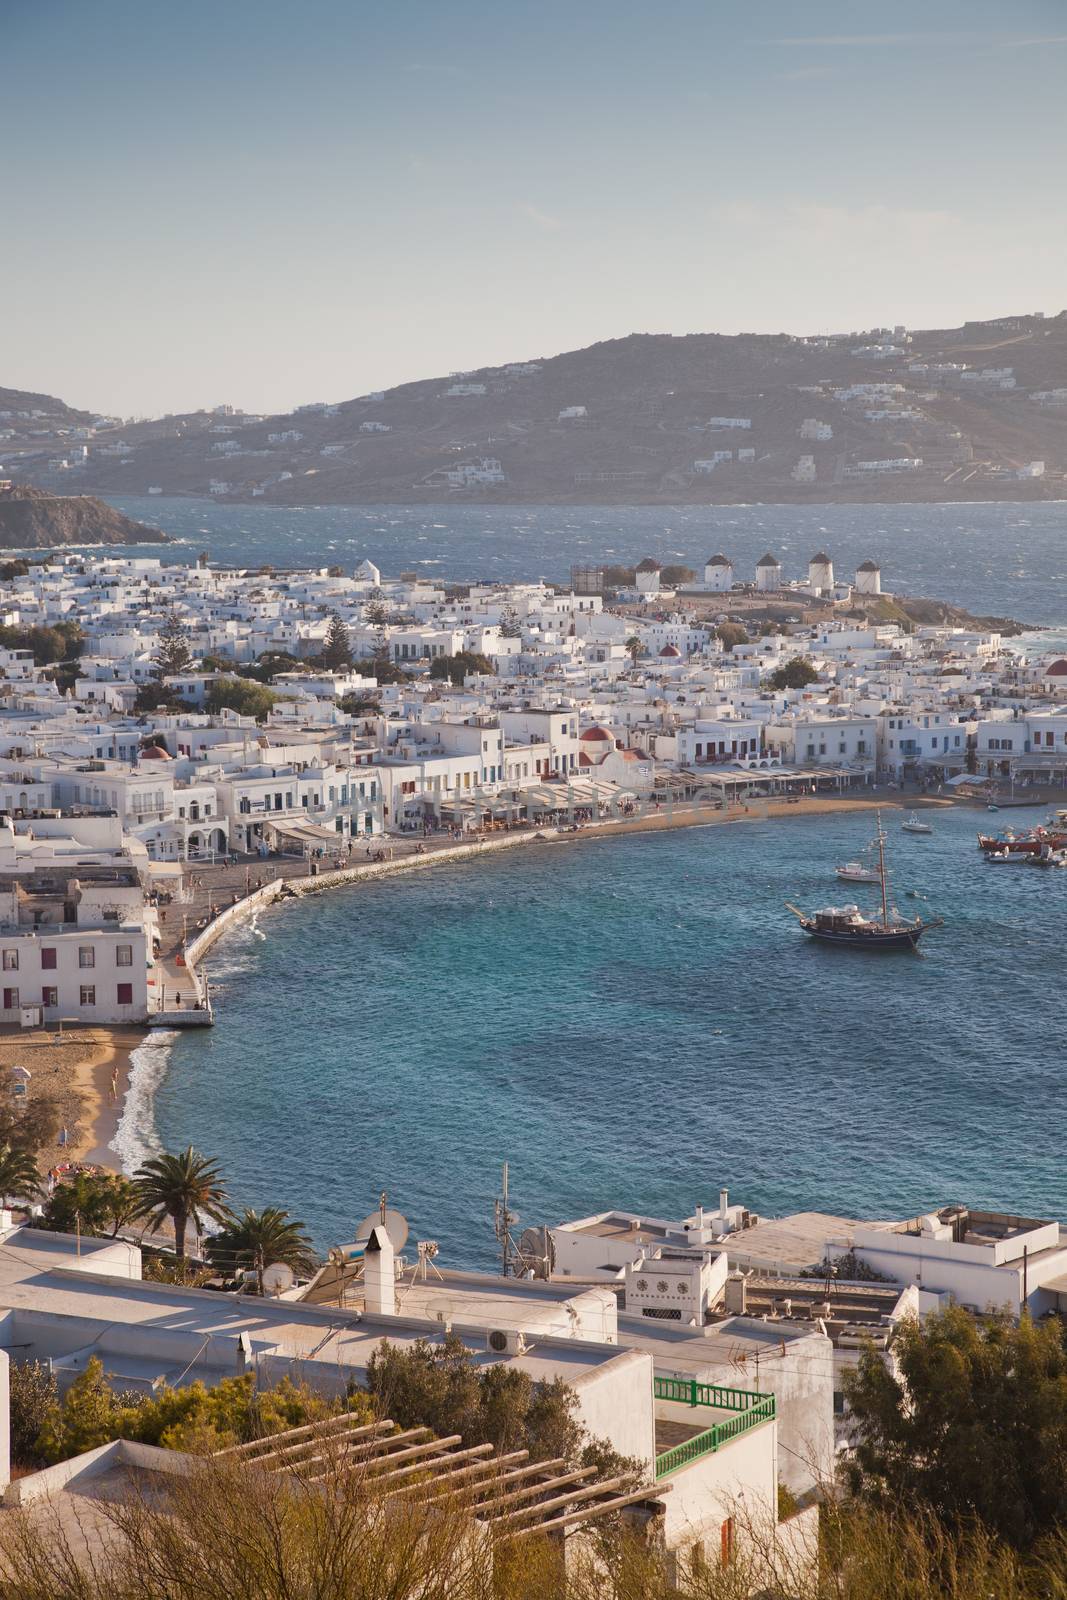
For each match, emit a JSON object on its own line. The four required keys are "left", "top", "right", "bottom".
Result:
{"left": 216, "top": 1410, "right": 668, "bottom": 1545}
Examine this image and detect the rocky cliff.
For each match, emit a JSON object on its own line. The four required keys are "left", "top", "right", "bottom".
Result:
{"left": 0, "top": 485, "right": 167, "bottom": 549}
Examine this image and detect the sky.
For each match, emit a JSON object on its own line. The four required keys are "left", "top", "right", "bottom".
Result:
{"left": 4, "top": 0, "right": 1066, "bottom": 416}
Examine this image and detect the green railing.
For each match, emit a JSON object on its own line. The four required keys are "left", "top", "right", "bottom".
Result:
{"left": 652, "top": 1376, "right": 767, "bottom": 1412}
{"left": 652, "top": 1375, "right": 776, "bottom": 1481}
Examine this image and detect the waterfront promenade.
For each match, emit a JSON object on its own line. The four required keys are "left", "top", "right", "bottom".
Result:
{"left": 160, "top": 788, "right": 924, "bottom": 1005}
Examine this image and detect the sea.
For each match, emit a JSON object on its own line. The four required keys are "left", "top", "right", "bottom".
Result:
{"left": 101, "top": 498, "right": 1067, "bottom": 1270}
{"left": 109, "top": 495, "right": 1067, "bottom": 628}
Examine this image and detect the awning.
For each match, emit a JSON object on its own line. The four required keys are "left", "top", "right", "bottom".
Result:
{"left": 265, "top": 818, "right": 339, "bottom": 844}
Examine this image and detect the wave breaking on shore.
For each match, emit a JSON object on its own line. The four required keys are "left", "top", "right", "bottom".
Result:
{"left": 111, "top": 1030, "right": 179, "bottom": 1173}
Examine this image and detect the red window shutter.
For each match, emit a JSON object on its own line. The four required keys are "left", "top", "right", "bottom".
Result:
{"left": 41, "top": 948, "right": 57, "bottom": 970}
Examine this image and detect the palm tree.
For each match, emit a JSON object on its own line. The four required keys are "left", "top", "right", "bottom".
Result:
{"left": 625, "top": 635, "right": 643, "bottom": 669}
{"left": 205, "top": 1206, "right": 318, "bottom": 1293}
{"left": 0, "top": 1144, "right": 41, "bottom": 1210}
{"left": 40, "top": 1171, "right": 138, "bottom": 1238}
{"left": 132, "top": 1146, "right": 231, "bottom": 1259}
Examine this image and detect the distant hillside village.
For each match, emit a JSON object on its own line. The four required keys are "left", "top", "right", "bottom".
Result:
{"left": 0, "top": 549, "right": 1061, "bottom": 1029}
{"left": 2, "top": 308, "right": 1066, "bottom": 505}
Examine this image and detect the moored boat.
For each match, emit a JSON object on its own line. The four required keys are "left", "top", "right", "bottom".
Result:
{"left": 902, "top": 812, "right": 933, "bottom": 835}
{"left": 1026, "top": 846, "right": 1067, "bottom": 869}
{"left": 788, "top": 812, "right": 943, "bottom": 951}
{"left": 977, "top": 827, "right": 1067, "bottom": 856}
{"left": 835, "top": 859, "right": 882, "bottom": 884}
{"left": 787, "top": 902, "right": 938, "bottom": 949}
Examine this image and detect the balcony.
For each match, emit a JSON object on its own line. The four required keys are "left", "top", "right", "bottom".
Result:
{"left": 652, "top": 1376, "right": 775, "bottom": 1480}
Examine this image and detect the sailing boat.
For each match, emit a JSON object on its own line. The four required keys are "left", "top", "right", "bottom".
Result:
{"left": 787, "top": 812, "right": 943, "bottom": 950}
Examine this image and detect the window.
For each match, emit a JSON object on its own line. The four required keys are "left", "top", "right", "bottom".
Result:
{"left": 80, "top": 985, "right": 96, "bottom": 1007}
{"left": 720, "top": 1518, "right": 735, "bottom": 1567}
{"left": 2, "top": 950, "right": 17, "bottom": 972}
{"left": 116, "top": 945, "right": 133, "bottom": 967}
{"left": 116, "top": 983, "right": 133, "bottom": 1006}
{"left": 3, "top": 988, "right": 17, "bottom": 1010}
{"left": 42, "top": 986, "right": 58, "bottom": 1008}
{"left": 41, "top": 948, "right": 57, "bottom": 970}
{"left": 79, "top": 947, "right": 95, "bottom": 969}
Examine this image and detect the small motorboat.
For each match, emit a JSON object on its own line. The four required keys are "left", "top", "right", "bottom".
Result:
{"left": 835, "top": 860, "right": 883, "bottom": 884}
{"left": 986, "top": 848, "right": 1027, "bottom": 864}
{"left": 901, "top": 813, "right": 933, "bottom": 835}
{"left": 1026, "top": 847, "right": 1067, "bottom": 870}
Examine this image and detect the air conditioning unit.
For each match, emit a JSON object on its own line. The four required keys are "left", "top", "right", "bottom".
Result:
{"left": 486, "top": 1328, "right": 528, "bottom": 1356}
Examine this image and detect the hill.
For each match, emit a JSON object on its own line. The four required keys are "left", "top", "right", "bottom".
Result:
{"left": 0, "top": 484, "right": 167, "bottom": 549}
{"left": 3, "top": 312, "right": 1066, "bottom": 506}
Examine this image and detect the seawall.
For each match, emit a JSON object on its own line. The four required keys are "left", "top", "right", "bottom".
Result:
{"left": 182, "top": 827, "right": 552, "bottom": 978}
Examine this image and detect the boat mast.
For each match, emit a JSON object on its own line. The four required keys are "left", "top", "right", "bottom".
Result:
{"left": 877, "top": 810, "right": 889, "bottom": 926}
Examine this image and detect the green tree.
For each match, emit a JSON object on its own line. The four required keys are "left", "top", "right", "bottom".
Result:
{"left": 624, "top": 635, "right": 643, "bottom": 668}
{"left": 205, "top": 677, "right": 281, "bottom": 721}
{"left": 339, "top": 693, "right": 380, "bottom": 716}
{"left": 132, "top": 1146, "right": 231, "bottom": 1259}
{"left": 34, "top": 1359, "right": 358, "bottom": 1464}
{"left": 206, "top": 1206, "right": 318, "bottom": 1293}
{"left": 0, "top": 1143, "right": 41, "bottom": 1209}
{"left": 9, "top": 1359, "right": 58, "bottom": 1467}
{"left": 499, "top": 604, "right": 522, "bottom": 639}
{"left": 154, "top": 607, "right": 194, "bottom": 679}
{"left": 428, "top": 652, "right": 494, "bottom": 687}
{"left": 367, "top": 658, "right": 411, "bottom": 686}
{"left": 134, "top": 681, "right": 190, "bottom": 715}
{"left": 35, "top": 1357, "right": 119, "bottom": 1464}
{"left": 845, "top": 1305, "right": 1067, "bottom": 1551}
{"left": 769, "top": 656, "right": 819, "bottom": 690}
{"left": 659, "top": 564, "right": 695, "bottom": 586}
{"left": 321, "top": 611, "right": 353, "bottom": 671}
{"left": 0, "top": 1082, "right": 60, "bottom": 1158}
{"left": 0, "top": 621, "right": 84, "bottom": 669}
{"left": 39, "top": 1172, "right": 139, "bottom": 1238}
{"left": 363, "top": 598, "right": 390, "bottom": 628}
{"left": 715, "top": 621, "right": 749, "bottom": 651}
{"left": 367, "top": 1334, "right": 637, "bottom": 1481}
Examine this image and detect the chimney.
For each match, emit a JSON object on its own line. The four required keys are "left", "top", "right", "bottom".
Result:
{"left": 364, "top": 1224, "right": 396, "bottom": 1316}
{"left": 719, "top": 1188, "right": 730, "bottom": 1232}
{"left": 724, "top": 1270, "right": 747, "bottom": 1316}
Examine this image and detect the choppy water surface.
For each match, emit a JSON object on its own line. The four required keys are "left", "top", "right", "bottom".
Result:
{"left": 133, "top": 806, "right": 1065, "bottom": 1270}
{"left": 108, "top": 497, "right": 1067, "bottom": 626}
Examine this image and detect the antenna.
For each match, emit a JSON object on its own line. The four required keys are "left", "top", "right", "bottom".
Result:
{"left": 352, "top": 1196, "right": 409, "bottom": 1254}
{"left": 415, "top": 1239, "right": 443, "bottom": 1282}
{"left": 493, "top": 1162, "right": 520, "bottom": 1278}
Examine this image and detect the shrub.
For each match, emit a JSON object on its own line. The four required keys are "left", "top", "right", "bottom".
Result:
{"left": 34, "top": 1357, "right": 364, "bottom": 1464}
{"left": 9, "top": 1361, "right": 58, "bottom": 1467}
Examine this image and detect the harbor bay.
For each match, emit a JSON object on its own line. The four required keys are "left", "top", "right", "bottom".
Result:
{"left": 141, "top": 802, "right": 1060, "bottom": 1271}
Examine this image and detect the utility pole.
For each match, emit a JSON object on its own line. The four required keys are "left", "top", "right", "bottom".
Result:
{"left": 494, "top": 1163, "right": 518, "bottom": 1279}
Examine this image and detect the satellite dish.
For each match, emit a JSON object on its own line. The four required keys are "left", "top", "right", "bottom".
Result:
{"left": 353, "top": 1208, "right": 409, "bottom": 1253}
{"left": 517, "top": 1227, "right": 554, "bottom": 1279}
{"left": 261, "top": 1262, "right": 295, "bottom": 1295}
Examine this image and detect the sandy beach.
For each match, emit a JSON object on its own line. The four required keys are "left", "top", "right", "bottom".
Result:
{"left": 0, "top": 1025, "right": 147, "bottom": 1176}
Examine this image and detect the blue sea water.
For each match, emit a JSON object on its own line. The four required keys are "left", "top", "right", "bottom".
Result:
{"left": 99, "top": 498, "right": 1067, "bottom": 1263}
{"left": 121, "top": 804, "right": 1067, "bottom": 1271}
{"left": 108, "top": 496, "right": 1067, "bottom": 627}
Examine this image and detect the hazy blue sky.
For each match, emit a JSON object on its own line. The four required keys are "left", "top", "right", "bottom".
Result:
{"left": 4, "top": 0, "right": 1065, "bottom": 416}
